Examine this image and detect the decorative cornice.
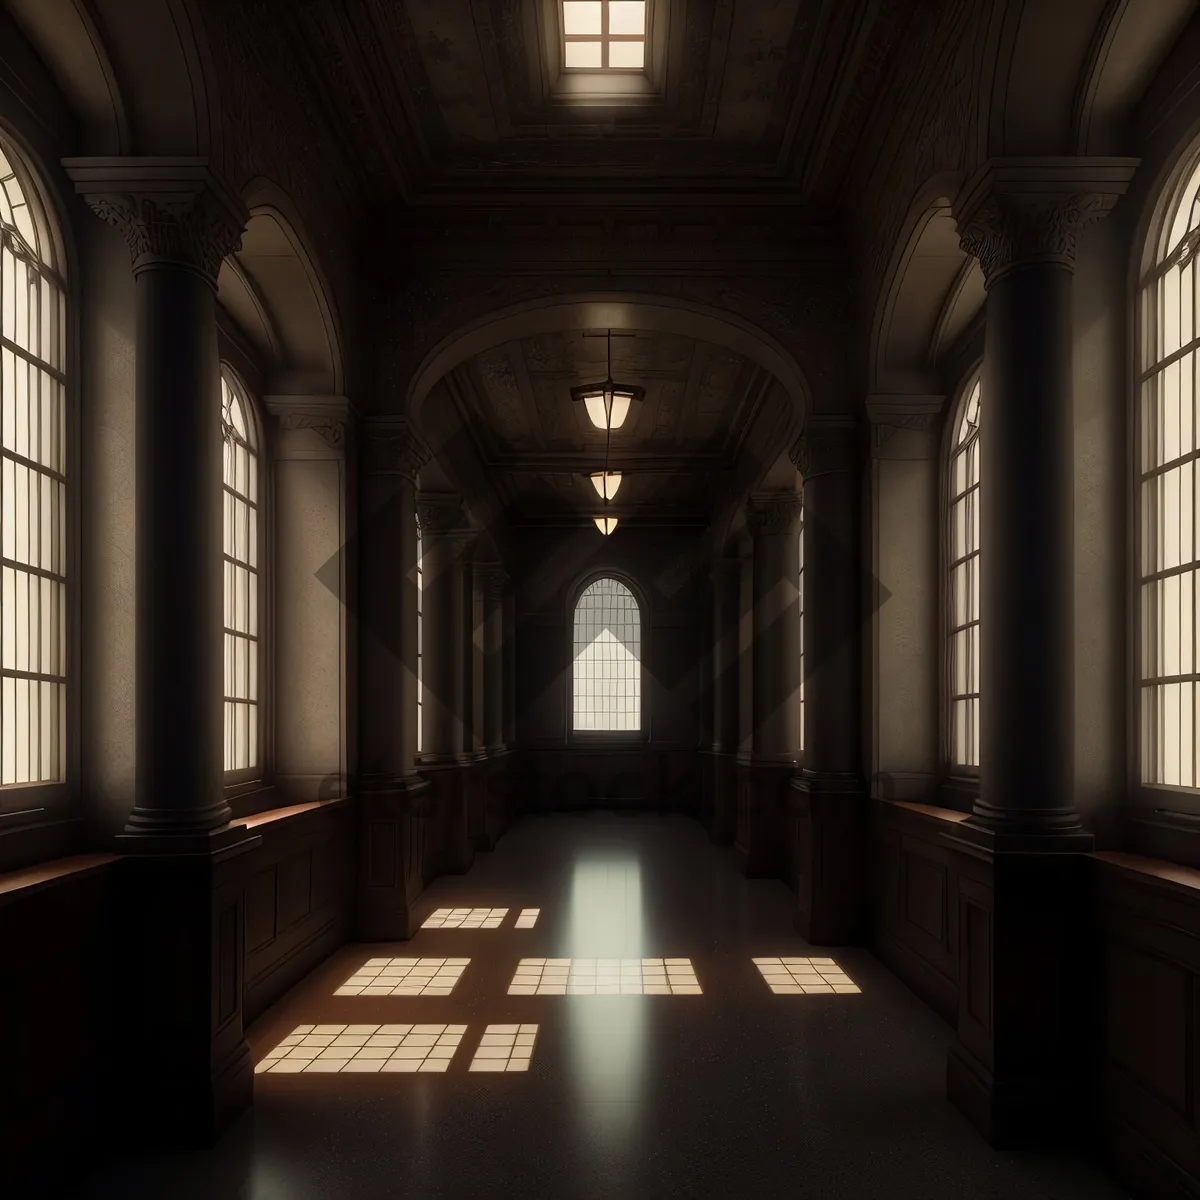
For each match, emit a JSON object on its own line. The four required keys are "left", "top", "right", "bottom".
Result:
{"left": 790, "top": 421, "right": 859, "bottom": 479}
{"left": 278, "top": 413, "right": 345, "bottom": 449}
{"left": 63, "top": 157, "right": 248, "bottom": 285}
{"left": 747, "top": 492, "right": 804, "bottom": 537}
{"left": 954, "top": 157, "right": 1139, "bottom": 286}
{"left": 865, "top": 396, "right": 944, "bottom": 457}
{"left": 363, "top": 419, "right": 429, "bottom": 479}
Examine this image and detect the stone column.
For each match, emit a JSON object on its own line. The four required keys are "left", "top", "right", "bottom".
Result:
{"left": 65, "top": 158, "right": 254, "bottom": 1144}
{"left": 416, "top": 494, "right": 475, "bottom": 873}
{"left": 465, "top": 562, "right": 485, "bottom": 758}
{"left": 790, "top": 421, "right": 864, "bottom": 943}
{"left": 705, "top": 557, "right": 741, "bottom": 845}
{"left": 503, "top": 587, "right": 517, "bottom": 746}
{"left": 357, "top": 420, "right": 431, "bottom": 939}
{"left": 945, "top": 157, "right": 1137, "bottom": 1147}
{"left": 735, "top": 495, "right": 803, "bottom": 877}
{"left": 480, "top": 568, "right": 507, "bottom": 752}
{"left": 269, "top": 399, "right": 353, "bottom": 802}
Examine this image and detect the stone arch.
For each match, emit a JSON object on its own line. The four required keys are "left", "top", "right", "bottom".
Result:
{"left": 7, "top": 0, "right": 217, "bottom": 158}
{"left": 216, "top": 179, "right": 344, "bottom": 394}
{"left": 405, "top": 291, "right": 811, "bottom": 437}
{"left": 869, "top": 173, "right": 984, "bottom": 395}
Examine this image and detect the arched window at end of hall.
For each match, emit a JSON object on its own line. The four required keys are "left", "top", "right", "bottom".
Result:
{"left": 1138, "top": 145, "right": 1200, "bottom": 791}
{"left": 572, "top": 576, "right": 642, "bottom": 733}
{"left": 946, "top": 376, "right": 981, "bottom": 771}
{"left": 0, "top": 135, "right": 68, "bottom": 791}
{"left": 220, "top": 367, "right": 263, "bottom": 779}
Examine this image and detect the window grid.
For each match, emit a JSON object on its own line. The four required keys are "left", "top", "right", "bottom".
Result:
{"left": 798, "top": 519, "right": 804, "bottom": 756}
{"left": 1139, "top": 153, "right": 1200, "bottom": 787}
{"left": 562, "top": 1, "right": 647, "bottom": 71}
{"left": 572, "top": 577, "right": 641, "bottom": 732}
{"left": 947, "top": 379, "right": 981, "bottom": 769}
{"left": 221, "top": 370, "right": 260, "bottom": 775}
{"left": 416, "top": 521, "right": 423, "bottom": 754}
{"left": 0, "top": 144, "right": 66, "bottom": 786}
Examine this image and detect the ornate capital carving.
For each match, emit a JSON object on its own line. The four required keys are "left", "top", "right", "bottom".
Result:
{"left": 415, "top": 493, "right": 464, "bottom": 533}
{"left": 869, "top": 412, "right": 939, "bottom": 456}
{"left": 791, "top": 423, "right": 859, "bottom": 479}
{"left": 747, "top": 492, "right": 804, "bottom": 537}
{"left": 63, "top": 158, "right": 247, "bottom": 285}
{"left": 278, "top": 413, "right": 345, "bottom": 449}
{"left": 954, "top": 157, "right": 1138, "bottom": 286}
{"left": 364, "top": 421, "right": 429, "bottom": 480}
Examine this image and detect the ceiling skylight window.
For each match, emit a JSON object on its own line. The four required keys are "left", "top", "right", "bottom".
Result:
{"left": 563, "top": 1, "right": 646, "bottom": 71}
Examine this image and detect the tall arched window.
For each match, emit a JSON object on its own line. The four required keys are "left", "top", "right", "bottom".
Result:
{"left": 1139, "top": 149, "right": 1200, "bottom": 789}
{"left": 416, "top": 517, "right": 423, "bottom": 754}
{"left": 0, "top": 139, "right": 67, "bottom": 787}
{"left": 947, "top": 377, "right": 981, "bottom": 770}
{"left": 798, "top": 517, "right": 804, "bottom": 757}
{"left": 572, "top": 576, "right": 641, "bottom": 732}
{"left": 220, "top": 368, "right": 261, "bottom": 777}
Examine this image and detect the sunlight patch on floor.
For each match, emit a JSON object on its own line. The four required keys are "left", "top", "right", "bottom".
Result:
{"left": 507, "top": 957, "right": 701, "bottom": 995}
{"left": 422, "top": 907, "right": 508, "bottom": 929}
{"left": 335, "top": 957, "right": 470, "bottom": 996}
{"left": 753, "top": 957, "right": 860, "bottom": 994}
{"left": 256, "top": 1023, "right": 467, "bottom": 1073}
{"left": 469, "top": 1024, "right": 539, "bottom": 1072}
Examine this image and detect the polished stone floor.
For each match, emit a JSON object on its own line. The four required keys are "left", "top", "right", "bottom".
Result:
{"left": 77, "top": 813, "right": 1127, "bottom": 1199}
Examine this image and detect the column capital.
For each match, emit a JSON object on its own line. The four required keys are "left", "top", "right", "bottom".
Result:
{"left": 268, "top": 395, "right": 353, "bottom": 454}
{"left": 954, "top": 156, "right": 1139, "bottom": 286}
{"left": 747, "top": 491, "right": 804, "bottom": 537}
{"left": 416, "top": 493, "right": 472, "bottom": 546}
{"left": 476, "top": 565, "right": 508, "bottom": 600}
{"left": 790, "top": 418, "right": 859, "bottom": 479}
{"left": 63, "top": 156, "right": 247, "bottom": 285}
{"left": 364, "top": 418, "right": 429, "bottom": 480}
{"left": 865, "top": 395, "right": 943, "bottom": 458}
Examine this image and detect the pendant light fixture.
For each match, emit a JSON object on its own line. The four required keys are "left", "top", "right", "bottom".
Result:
{"left": 573, "top": 330, "right": 639, "bottom": 536}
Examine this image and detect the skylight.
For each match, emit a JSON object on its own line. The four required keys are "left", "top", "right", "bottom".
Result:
{"left": 562, "top": 1, "right": 646, "bottom": 70}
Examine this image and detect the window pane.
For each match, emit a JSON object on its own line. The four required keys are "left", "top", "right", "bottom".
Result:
{"left": 609, "top": 1, "right": 646, "bottom": 34}
{"left": 609, "top": 40, "right": 645, "bottom": 69}
{"left": 563, "top": 1, "right": 601, "bottom": 34}
{"left": 565, "top": 41, "right": 603, "bottom": 68}
{"left": 573, "top": 577, "right": 640, "bottom": 731}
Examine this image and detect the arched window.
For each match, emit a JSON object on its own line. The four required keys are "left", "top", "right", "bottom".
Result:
{"left": 416, "top": 517, "right": 423, "bottom": 754}
{"left": 798, "top": 516, "right": 804, "bottom": 757}
{"left": 572, "top": 576, "right": 641, "bottom": 732}
{"left": 220, "top": 368, "right": 262, "bottom": 777}
{"left": 1139, "top": 149, "right": 1200, "bottom": 789}
{"left": 0, "top": 138, "right": 67, "bottom": 787}
{"left": 947, "top": 377, "right": 981, "bottom": 770}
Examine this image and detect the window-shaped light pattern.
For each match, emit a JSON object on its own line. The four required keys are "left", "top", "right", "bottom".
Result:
{"left": 0, "top": 142, "right": 66, "bottom": 785}
{"left": 335, "top": 957, "right": 469, "bottom": 997}
{"left": 416, "top": 519, "right": 423, "bottom": 754}
{"left": 948, "top": 378, "right": 981, "bottom": 769}
{"left": 422, "top": 907, "right": 508, "bottom": 930}
{"left": 469, "top": 1024, "right": 539, "bottom": 1072}
{"left": 515, "top": 908, "right": 540, "bottom": 928}
{"left": 753, "top": 957, "right": 860, "bottom": 995}
{"left": 221, "top": 370, "right": 260, "bottom": 774}
{"left": 257, "top": 1023, "right": 466, "bottom": 1074}
{"left": 508, "top": 957, "right": 701, "bottom": 995}
{"left": 572, "top": 577, "right": 640, "bottom": 730}
{"left": 1140, "top": 153, "right": 1200, "bottom": 786}
{"left": 562, "top": 1, "right": 646, "bottom": 70}
{"left": 798, "top": 516, "right": 804, "bottom": 757}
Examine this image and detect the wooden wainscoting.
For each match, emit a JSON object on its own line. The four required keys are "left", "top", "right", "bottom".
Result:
{"left": 1093, "top": 852, "right": 1200, "bottom": 1197}
{"left": 869, "top": 799, "right": 971, "bottom": 1025}
{"left": 241, "top": 799, "right": 355, "bottom": 1024}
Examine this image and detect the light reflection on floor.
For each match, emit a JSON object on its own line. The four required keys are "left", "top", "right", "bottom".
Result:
{"left": 754, "top": 956, "right": 861, "bottom": 994}
{"left": 422, "top": 907, "right": 508, "bottom": 929}
{"left": 334, "top": 957, "right": 470, "bottom": 996}
{"left": 514, "top": 908, "right": 540, "bottom": 928}
{"left": 468, "top": 1024, "right": 539, "bottom": 1072}
{"left": 256, "top": 1023, "right": 467, "bottom": 1073}
{"left": 508, "top": 957, "right": 702, "bottom": 994}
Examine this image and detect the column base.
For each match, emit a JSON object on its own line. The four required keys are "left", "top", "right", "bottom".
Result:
{"left": 418, "top": 760, "right": 475, "bottom": 876}
{"left": 790, "top": 771, "right": 864, "bottom": 945}
{"left": 734, "top": 758, "right": 792, "bottom": 878}
{"left": 703, "top": 750, "right": 737, "bottom": 846}
{"left": 123, "top": 798, "right": 233, "bottom": 839}
{"left": 944, "top": 839, "right": 1093, "bottom": 1149}
{"left": 113, "top": 828, "right": 261, "bottom": 1145}
{"left": 357, "top": 774, "right": 432, "bottom": 941}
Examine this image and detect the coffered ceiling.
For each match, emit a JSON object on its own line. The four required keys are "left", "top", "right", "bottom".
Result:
{"left": 431, "top": 329, "right": 774, "bottom": 525}
{"left": 248, "top": 0, "right": 919, "bottom": 200}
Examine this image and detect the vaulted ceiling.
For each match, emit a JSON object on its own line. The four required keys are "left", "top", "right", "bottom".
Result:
{"left": 248, "top": 0, "right": 917, "bottom": 201}
{"left": 424, "top": 328, "right": 782, "bottom": 526}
